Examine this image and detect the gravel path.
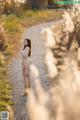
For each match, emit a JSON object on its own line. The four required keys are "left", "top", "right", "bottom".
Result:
{"left": 9, "top": 21, "right": 56, "bottom": 120}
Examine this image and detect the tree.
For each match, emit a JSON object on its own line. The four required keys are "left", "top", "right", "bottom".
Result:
{"left": 25, "top": 0, "right": 48, "bottom": 9}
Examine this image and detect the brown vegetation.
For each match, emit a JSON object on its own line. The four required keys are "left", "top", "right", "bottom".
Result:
{"left": 41, "top": 4, "right": 80, "bottom": 120}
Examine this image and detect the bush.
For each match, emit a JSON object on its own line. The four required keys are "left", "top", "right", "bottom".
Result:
{"left": 4, "top": 14, "right": 21, "bottom": 33}
{"left": 0, "top": 15, "right": 12, "bottom": 111}
{"left": 0, "top": 63, "right": 12, "bottom": 111}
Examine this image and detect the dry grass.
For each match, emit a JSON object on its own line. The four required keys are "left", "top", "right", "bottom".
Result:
{"left": 42, "top": 5, "right": 80, "bottom": 120}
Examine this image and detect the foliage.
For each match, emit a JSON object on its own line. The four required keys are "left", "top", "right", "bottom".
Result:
{"left": 4, "top": 14, "right": 21, "bottom": 33}
{"left": 0, "top": 0, "right": 24, "bottom": 15}
{"left": 0, "top": 60, "right": 12, "bottom": 111}
{"left": 0, "top": 15, "right": 12, "bottom": 111}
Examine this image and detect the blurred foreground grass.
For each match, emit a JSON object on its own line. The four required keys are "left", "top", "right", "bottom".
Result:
{"left": 0, "top": 9, "right": 63, "bottom": 111}
{"left": 0, "top": 53, "right": 13, "bottom": 111}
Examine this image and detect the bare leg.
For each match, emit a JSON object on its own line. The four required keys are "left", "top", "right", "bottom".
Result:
{"left": 23, "top": 74, "right": 30, "bottom": 89}
{"left": 23, "top": 65, "right": 30, "bottom": 96}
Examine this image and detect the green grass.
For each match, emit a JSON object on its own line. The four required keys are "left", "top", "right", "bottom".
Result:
{"left": 4, "top": 14, "right": 21, "bottom": 33}
{"left": 0, "top": 63, "right": 12, "bottom": 111}
{"left": 20, "top": 10, "right": 63, "bottom": 27}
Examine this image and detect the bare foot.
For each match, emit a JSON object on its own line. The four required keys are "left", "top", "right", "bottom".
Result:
{"left": 23, "top": 88, "right": 30, "bottom": 97}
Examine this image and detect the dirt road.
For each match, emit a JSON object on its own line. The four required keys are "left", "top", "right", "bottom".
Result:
{"left": 9, "top": 22, "right": 56, "bottom": 120}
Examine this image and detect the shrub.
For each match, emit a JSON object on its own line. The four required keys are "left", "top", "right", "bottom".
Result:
{"left": 4, "top": 14, "right": 21, "bottom": 33}
{"left": 0, "top": 15, "right": 12, "bottom": 111}
{"left": 0, "top": 62, "right": 12, "bottom": 111}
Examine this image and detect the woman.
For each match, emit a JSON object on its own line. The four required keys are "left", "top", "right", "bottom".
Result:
{"left": 21, "top": 39, "right": 31, "bottom": 96}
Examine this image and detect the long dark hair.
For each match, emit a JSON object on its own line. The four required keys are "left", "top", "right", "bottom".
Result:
{"left": 23, "top": 39, "right": 31, "bottom": 57}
